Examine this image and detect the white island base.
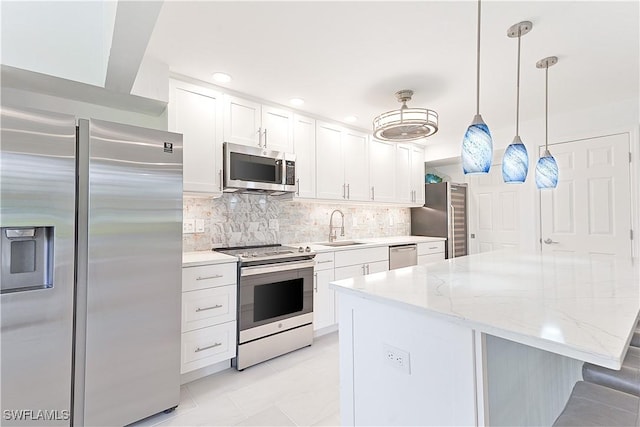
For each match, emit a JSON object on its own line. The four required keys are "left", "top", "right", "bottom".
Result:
{"left": 337, "top": 292, "right": 583, "bottom": 426}
{"left": 331, "top": 251, "right": 639, "bottom": 426}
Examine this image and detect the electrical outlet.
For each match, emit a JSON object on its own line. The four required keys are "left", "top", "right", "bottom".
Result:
{"left": 183, "top": 219, "right": 195, "bottom": 234}
{"left": 195, "top": 219, "right": 205, "bottom": 233}
{"left": 383, "top": 343, "right": 411, "bottom": 374}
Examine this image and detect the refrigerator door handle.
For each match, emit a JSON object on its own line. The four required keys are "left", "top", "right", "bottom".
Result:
{"left": 450, "top": 204, "right": 455, "bottom": 258}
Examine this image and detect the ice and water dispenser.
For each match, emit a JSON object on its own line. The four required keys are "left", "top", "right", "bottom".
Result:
{"left": 0, "top": 226, "right": 54, "bottom": 293}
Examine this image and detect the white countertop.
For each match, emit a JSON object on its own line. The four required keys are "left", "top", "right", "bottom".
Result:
{"left": 298, "top": 235, "right": 446, "bottom": 253}
{"left": 182, "top": 251, "right": 238, "bottom": 267}
{"left": 330, "top": 250, "right": 640, "bottom": 369}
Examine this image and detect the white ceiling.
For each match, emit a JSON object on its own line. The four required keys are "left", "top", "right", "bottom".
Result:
{"left": 1, "top": 1, "right": 638, "bottom": 156}
{"left": 145, "top": 1, "right": 639, "bottom": 152}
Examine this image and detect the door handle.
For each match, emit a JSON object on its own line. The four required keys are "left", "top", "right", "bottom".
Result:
{"left": 296, "top": 178, "right": 300, "bottom": 196}
{"left": 366, "top": 264, "right": 370, "bottom": 274}
{"left": 195, "top": 342, "right": 222, "bottom": 353}
{"left": 257, "top": 127, "right": 262, "bottom": 147}
{"left": 371, "top": 186, "right": 375, "bottom": 201}
{"left": 450, "top": 205, "right": 456, "bottom": 258}
{"left": 347, "top": 183, "right": 350, "bottom": 199}
{"left": 342, "top": 184, "right": 346, "bottom": 199}
{"left": 314, "top": 272, "right": 318, "bottom": 292}
{"left": 263, "top": 128, "right": 268, "bottom": 148}
{"left": 219, "top": 169, "right": 223, "bottom": 191}
{"left": 544, "top": 238, "right": 560, "bottom": 245}
{"left": 196, "top": 304, "right": 223, "bottom": 312}
{"left": 196, "top": 274, "right": 223, "bottom": 280}
{"left": 361, "top": 265, "right": 366, "bottom": 275}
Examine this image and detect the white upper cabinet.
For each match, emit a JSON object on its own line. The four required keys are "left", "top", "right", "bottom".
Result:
{"left": 316, "top": 121, "right": 369, "bottom": 201}
{"left": 369, "top": 138, "right": 396, "bottom": 202}
{"left": 292, "top": 114, "right": 316, "bottom": 199}
{"left": 223, "top": 95, "right": 293, "bottom": 153}
{"left": 342, "top": 129, "right": 369, "bottom": 202}
{"left": 411, "top": 144, "right": 425, "bottom": 205}
{"left": 395, "top": 143, "right": 412, "bottom": 204}
{"left": 261, "top": 105, "right": 293, "bottom": 153}
{"left": 168, "top": 79, "right": 223, "bottom": 195}
{"left": 316, "top": 121, "right": 345, "bottom": 200}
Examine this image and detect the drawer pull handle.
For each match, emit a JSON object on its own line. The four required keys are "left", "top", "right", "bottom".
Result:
{"left": 196, "top": 274, "right": 223, "bottom": 281}
{"left": 196, "top": 304, "right": 223, "bottom": 312}
{"left": 429, "top": 246, "right": 439, "bottom": 250}
{"left": 317, "top": 260, "right": 333, "bottom": 264}
{"left": 195, "top": 342, "right": 222, "bottom": 353}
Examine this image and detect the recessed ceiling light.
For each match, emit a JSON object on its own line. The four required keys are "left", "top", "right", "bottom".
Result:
{"left": 212, "top": 72, "right": 232, "bottom": 83}
{"left": 344, "top": 116, "right": 358, "bottom": 123}
{"left": 290, "top": 98, "right": 304, "bottom": 106}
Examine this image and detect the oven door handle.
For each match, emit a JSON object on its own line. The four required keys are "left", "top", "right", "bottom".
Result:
{"left": 241, "top": 259, "right": 316, "bottom": 276}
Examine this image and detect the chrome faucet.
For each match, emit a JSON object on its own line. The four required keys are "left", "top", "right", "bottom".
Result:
{"left": 328, "top": 209, "right": 345, "bottom": 242}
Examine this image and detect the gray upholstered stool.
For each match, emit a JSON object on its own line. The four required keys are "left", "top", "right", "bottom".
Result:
{"left": 552, "top": 381, "right": 639, "bottom": 426}
{"left": 582, "top": 346, "right": 640, "bottom": 397}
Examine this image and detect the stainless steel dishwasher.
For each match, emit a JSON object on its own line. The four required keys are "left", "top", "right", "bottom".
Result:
{"left": 389, "top": 244, "right": 418, "bottom": 270}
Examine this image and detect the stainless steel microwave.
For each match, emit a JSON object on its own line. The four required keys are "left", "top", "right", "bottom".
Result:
{"left": 223, "top": 142, "right": 296, "bottom": 194}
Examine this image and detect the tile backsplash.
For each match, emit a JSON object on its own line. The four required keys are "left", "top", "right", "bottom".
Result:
{"left": 183, "top": 194, "right": 411, "bottom": 252}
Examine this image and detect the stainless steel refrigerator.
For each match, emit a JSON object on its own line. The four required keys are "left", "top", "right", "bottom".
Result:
{"left": 411, "top": 182, "right": 468, "bottom": 258}
{"left": 1, "top": 105, "right": 183, "bottom": 426}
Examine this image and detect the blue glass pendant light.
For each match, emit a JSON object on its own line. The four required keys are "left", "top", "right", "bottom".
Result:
{"left": 535, "top": 56, "right": 559, "bottom": 189}
{"left": 502, "top": 21, "right": 532, "bottom": 184}
{"left": 462, "top": 0, "right": 493, "bottom": 174}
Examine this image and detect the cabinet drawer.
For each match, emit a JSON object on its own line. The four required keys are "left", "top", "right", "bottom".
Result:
{"left": 418, "top": 253, "right": 445, "bottom": 265}
{"left": 182, "top": 285, "right": 237, "bottom": 333}
{"left": 417, "top": 241, "right": 445, "bottom": 256}
{"left": 334, "top": 246, "right": 388, "bottom": 268}
{"left": 181, "top": 321, "right": 236, "bottom": 374}
{"left": 314, "top": 252, "right": 335, "bottom": 271}
{"left": 182, "top": 262, "right": 237, "bottom": 291}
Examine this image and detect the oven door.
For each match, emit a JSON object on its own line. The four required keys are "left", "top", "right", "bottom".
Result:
{"left": 238, "top": 259, "right": 314, "bottom": 343}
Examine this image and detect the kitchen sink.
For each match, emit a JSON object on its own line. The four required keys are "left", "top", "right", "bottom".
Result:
{"left": 314, "top": 240, "right": 368, "bottom": 247}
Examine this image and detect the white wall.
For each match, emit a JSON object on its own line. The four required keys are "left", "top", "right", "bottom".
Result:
{"left": 423, "top": 97, "right": 640, "bottom": 257}
{"left": 1, "top": 87, "right": 167, "bottom": 130}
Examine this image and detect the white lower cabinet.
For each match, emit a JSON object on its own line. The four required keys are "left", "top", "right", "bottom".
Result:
{"left": 417, "top": 241, "right": 445, "bottom": 265}
{"left": 313, "top": 252, "right": 335, "bottom": 332}
{"left": 181, "top": 261, "right": 237, "bottom": 374}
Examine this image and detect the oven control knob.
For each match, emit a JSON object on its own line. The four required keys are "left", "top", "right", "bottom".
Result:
{"left": 242, "top": 252, "right": 249, "bottom": 258}
{"left": 305, "top": 246, "right": 311, "bottom": 252}
{"left": 298, "top": 246, "right": 304, "bottom": 253}
{"left": 252, "top": 252, "right": 258, "bottom": 258}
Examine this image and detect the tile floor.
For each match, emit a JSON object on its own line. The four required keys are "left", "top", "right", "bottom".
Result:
{"left": 130, "top": 332, "right": 340, "bottom": 427}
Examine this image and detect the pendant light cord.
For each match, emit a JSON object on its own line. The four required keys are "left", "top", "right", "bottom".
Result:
{"left": 475, "top": 0, "right": 481, "bottom": 115}
{"left": 545, "top": 64, "right": 549, "bottom": 151}
{"left": 515, "top": 28, "right": 521, "bottom": 136}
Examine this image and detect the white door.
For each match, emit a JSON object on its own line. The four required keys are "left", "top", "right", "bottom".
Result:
{"left": 316, "top": 121, "right": 345, "bottom": 200}
{"left": 223, "top": 95, "right": 261, "bottom": 147}
{"left": 369, "top": 138, "right": 396, "bottom": 202}
{"left": 540, "top": 133, "right": 632, "bottom": 258}
{"left": 261, "top": 104, "right": 293, "bottom": 152}
{"left": 468, "top": 162, "right": 522, "bottom": 253}
{"left": 293, "top": 114, "right": 316, "bottom": 198}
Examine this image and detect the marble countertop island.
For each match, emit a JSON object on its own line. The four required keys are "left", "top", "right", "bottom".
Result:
{"left": 331, "top": 250, "right": 640, "bottom": 369}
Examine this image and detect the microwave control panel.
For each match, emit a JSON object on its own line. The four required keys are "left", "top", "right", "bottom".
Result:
{"left": 285, "top": 160, "right": 295, "bottom": 185}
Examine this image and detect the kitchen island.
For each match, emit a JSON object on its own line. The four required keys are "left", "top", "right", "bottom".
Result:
{"left": 330, "top": 250, "right": 639, "bottom": 426}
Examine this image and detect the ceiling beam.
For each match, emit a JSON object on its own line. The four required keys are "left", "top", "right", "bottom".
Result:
{"left": 104, "top": 1, "right": 164, "bottom": 94}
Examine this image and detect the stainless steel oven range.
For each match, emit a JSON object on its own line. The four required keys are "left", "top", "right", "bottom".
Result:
{"left": 215, "top": 244, "right": 315, "bottom": 370}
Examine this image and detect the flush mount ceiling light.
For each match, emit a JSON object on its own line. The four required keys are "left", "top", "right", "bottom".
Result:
{"left": 212, "top": 72, "right": 232, "bottom": 83}
{"left": 344, "top": 115, "right": 358, "bottom": 123}
{"left": 290, "top": 98, "right": 304, "bottom": 106}
{"left": 461, "top": 0, "right": 493, "bottom": 175}
{"left": 502, "top": 21, "right": 532, "bottom": 184}
{"left": 535, "top": 56, "right": 559, "bottom": 189}
{"left": 372, "top": 90, "right": 438, "bottom": 142}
